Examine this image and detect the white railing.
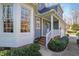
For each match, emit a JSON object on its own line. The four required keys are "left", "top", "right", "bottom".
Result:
{"left": 45, "top": 29, "right": 61, "bottom": 48}
{"left": 46, "top": 31, "right": 52, "bottom": 48}
{"left": 53, "top": 29, "right": 61, "bottom": 37}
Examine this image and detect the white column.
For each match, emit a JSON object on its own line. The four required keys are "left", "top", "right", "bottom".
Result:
{"left": 0, "top": 4, "right": 3, "bottom": 33}
{"left": 51, "top": 13, "right": 54, "bottom": 36}
{"left": 13, "top": 4, "right": 21, "bottom": 33}
{"left": 41, "top": 18, "right": 44, "bottom": 36}
{"left": 59, "top": 20, "right": 62, "bottom": 37}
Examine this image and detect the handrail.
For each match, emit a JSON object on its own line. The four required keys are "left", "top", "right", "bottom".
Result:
{"left": 45, "top": 29, "right": 61, "bottom": 48}
{"left": 46, "top": 31, "right": 52, "bottom": 48}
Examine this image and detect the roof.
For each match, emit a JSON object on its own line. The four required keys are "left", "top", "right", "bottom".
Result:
{"left": 38, "top": 4, "right": 59, "bottom": 13}
{"left": 30, "top": 3, "right": 66, "bottom": 25}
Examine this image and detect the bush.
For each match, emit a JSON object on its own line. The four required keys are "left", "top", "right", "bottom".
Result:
{"left": 0, "top": 43, "right": 41, "bottom": 56}
{"left": 76, "top": 31, "right": 79, "bottom": 37}
{"left": 48, "top": 36, "right": 69, "bottom": 52}
{"left": 61, "top": 36, "right": 69, "bottom": 44}
{"left": 0, "top": 50, "right": 10, "bottom": 56}
{"left": 29, "top": 43, "right": 40, "bottom": 51}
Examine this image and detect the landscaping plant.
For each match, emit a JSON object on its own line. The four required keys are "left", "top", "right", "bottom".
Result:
{"left": 0, "top": 43, "right": 41, "bottom": 56}
{"left": 76, "top": 31, "right": 79, "bottom": 45}
{"left": 48, "top": 36, "right": 69, "bottom": 52}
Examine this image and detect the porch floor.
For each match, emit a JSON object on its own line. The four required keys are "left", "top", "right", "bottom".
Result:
{"left": 39, "top": 36, "right": 79, "bottom": 56}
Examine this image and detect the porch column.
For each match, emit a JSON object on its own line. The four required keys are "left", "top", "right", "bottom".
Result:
{"left": 41, "top": 18, "right": 43, "bottom": 36}
{"left": 51, "top": 13, "right": 54, "bottom": 36}
{"left": 59, "top": 20, "right": 62, "bottom": 37}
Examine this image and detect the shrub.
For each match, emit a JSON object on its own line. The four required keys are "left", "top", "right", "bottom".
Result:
{"left": 76, "top": 31, "right": 79, "bottom": 37}
{"left": 61, "top": 36, "right": 69, "bottom": 44}
{"left": 48, "top": 36, "right": 68, "bottom": 52}
{"left": 29, "top": 43, "right": 40, "bottom": 51}
{"left": 0, "top": 50, "right": 9, "bottom": 56}
{"left": 0, "top": 43, "right": 41, "bottom": 56}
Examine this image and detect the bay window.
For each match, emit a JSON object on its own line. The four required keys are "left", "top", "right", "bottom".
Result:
{"left": 3, "top": 4, "right": 13, "bottom": 32}
{"left": 21, "top": 7, "right": 30, "bottom": 32}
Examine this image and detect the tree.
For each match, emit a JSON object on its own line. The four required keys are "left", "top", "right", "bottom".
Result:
{"left": 71, "top": 10, "right": 79, "bottom": 24}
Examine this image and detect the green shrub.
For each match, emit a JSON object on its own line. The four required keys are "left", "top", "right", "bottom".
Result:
{"left": 48, "top": 36, "right": 68, "bottom": 52}
{"left": 0, "top": 43, "right": 41, "bottom": 56}
{"left": 61, "top": 36, "right": 69, "bottom": 44}
{"left": 0, "top": 50, "right": 9, "bottom": 56}
{"left": 76, "top": 31, "right": 79, "bottom": 37}
{"left": 29, "top": 43, "right": 40, "bottom": 51}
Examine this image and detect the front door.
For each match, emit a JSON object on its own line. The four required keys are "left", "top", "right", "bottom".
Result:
{"left": 43, "top": 20, "right": 51, "bottom": 36}
{"left": 35, "top": 17, "right": 42, "bottom": 38}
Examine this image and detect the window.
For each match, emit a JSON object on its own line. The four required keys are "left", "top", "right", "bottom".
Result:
{"left": 36, "top": 18, "right": 40, "bottom": 29}
{"left": 53, "top": 17, "right": 59, "bottom": 29}
{"left": 21, "top": 7, "right": 30, "bottom": 32}
{"left": 3, "top": 4, "right": 13, "bottom": 32}
{"left": 53, "top": 20, "right": 59, "bottom": 29}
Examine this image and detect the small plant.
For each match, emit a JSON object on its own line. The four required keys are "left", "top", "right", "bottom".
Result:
{"left": 76, "top": 31, "right": 79, "bottom": 37}
{"left": 76, "top": 31, "right": 79, "bottom": 46}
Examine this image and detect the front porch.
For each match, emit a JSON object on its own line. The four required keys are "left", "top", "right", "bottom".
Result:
{"left": 35, "top": 10, "right": 62, "bottom": 47}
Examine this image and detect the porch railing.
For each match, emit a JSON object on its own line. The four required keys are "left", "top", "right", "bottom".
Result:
{"left": 45, "top": 29, "right": 61, "bottom": 48}
{"left": 53, "top": 29, "right": 61, "bottom": 37}
{"left": 46, "top": 31, "right": 52, "bottom": 48}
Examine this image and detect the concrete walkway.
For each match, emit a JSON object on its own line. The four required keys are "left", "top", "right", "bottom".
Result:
{"left": 39, "top": 36, "right": 79, "bottom": 56}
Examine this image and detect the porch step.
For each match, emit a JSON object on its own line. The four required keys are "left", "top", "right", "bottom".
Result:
{"left": 38, "top": 36, "right": 46, "bottom": 46}
{"left": 39, "top": 41, "right": 45, "bottom": 46}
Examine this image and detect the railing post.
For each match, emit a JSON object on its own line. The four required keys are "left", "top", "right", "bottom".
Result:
{"left": 45, "top": 31, "right": 51, "bottom": 48}
{"left": 45, "top": 33, "right": 48, "bottom": 48}
{"left": 51, "top": 13, "right": 53, "bottom": 33}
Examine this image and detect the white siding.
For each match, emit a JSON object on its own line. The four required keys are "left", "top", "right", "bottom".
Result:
{"left": 0, "top": 4, "right": 34, "bottom": 47}
{"left": 16, "top": 4, "right": 34, "bottom": 47}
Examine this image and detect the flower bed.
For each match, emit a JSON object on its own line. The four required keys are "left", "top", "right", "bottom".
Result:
{"left": 0, "top": 43, "right": 41, "bottom": 56}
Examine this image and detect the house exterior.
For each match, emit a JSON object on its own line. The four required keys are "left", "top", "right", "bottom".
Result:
{"left": 0, "top": 3, "right": 66, "bottom": 48}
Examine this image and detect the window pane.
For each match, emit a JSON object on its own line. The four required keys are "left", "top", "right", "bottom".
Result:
{"left": 3, "top": 4, "right": 13, "bottom": 32}
{"left": 21, "top": 7, "right": 30, "bottom": 32}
